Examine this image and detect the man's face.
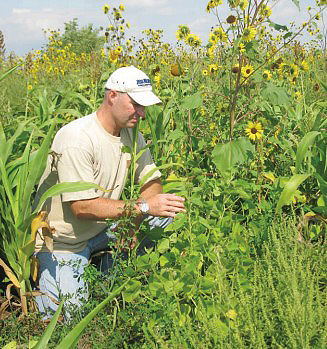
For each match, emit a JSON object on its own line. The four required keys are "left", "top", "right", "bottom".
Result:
{"left": 112, "top": 92, "right": 145, "bottom": 129}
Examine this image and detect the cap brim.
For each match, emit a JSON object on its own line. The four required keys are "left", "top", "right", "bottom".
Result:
{"left": 128, "top": 91, "right": 162, "bottom": 106}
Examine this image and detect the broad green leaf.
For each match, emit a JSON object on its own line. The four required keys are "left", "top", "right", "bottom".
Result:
{"left": 157, "top": 238, "right": 170, "bottom": 254}
{"left": 138, "top": 163, "right": 183, "bottom": 188}
{"left": 122, "top": 279, "right": 142, "bottom": 302}
{"left": 33, "top": 181, "right": 111, "bottom": 214}
{"left": 276, "top": 174, "right": 311, "bottom": 212}
{"left": 55, "top": 280, "right": 129, "bottom": 349}
{"left": 261, "top": 83, "right": 290, "bottom": 106}
{"left": 2, "top": 341, "right": 17, "bottom": 349}
{"left": 268, "top": 21, "right": 288, "bottom": 31}
{"left": 167, "top": 129, "right": 185, "bottom": 141}
{"left": 212, "top": 137, "right": 254, "bottom": 176}
{"left": 32, "top": 301, "right": 64, "bottom": 349}
{"left": 180, "top": 92, "right": 202, "bottom": 110}
{"left": 295, "top": 131, "right": 320, "bottom": 172}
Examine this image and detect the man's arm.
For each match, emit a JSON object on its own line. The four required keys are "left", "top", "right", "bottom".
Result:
{"left": 70, "top": 178, "right": 185, "bottom": 220}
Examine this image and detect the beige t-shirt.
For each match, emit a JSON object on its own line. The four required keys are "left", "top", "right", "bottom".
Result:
{"left": 35, "top": 112, "right": 161, "bottom": 253}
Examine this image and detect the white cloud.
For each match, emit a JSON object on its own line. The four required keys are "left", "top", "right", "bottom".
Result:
{"left": 12, "top": 8, "right": 32, "bottom": 15}
{"left": 271, "top": 0, "right": 304, "bottom": 24}
{"left": 2, "top": 8, "right": 82, "bottom": 53}
{"left": 124, "top": 0, "right": 169, "bottom": 8}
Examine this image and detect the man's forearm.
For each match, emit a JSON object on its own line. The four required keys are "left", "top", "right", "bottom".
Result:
{"left": 69, "top": 179, "right": 162, "bottom": 221}
{"left": 70, "top": 179, "right": 184, "bottom": 221}
{"left": 70, "top": 197, "right": 129, "bottom": 220}
{"left": 140, "top": 178, "right": 163, "bottom": 200}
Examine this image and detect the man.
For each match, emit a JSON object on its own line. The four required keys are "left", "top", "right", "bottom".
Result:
{"left": 34, "top": 66, "right": 185, "bottom": 318}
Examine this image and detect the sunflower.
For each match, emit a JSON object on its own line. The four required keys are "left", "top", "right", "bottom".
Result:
{"left": 245, "top": 121, "right": 264, "bottom": 141}
{"left": 212, "top": 27, "right": 228, "bottom": 42}
{"left": 241, "top": 64, "right": 254, "bottom": 78}
{"left": 209, "top": 63, "right": 218, "bottom": 73}
{"left": 238, "top": 43, "right": 245, "bottom": 53}
{"left": 153, "top": 73, "right": 161, "bottom": 87}
{"left": 239, "top": 0, "right": 249, "bottom": 11}
{"left": 300, "top": 60, "right": 309, "bottom": 71}
{"left": 114, "top": 11, "right": 122, "bottom": 20}
{"left": 260, "top": 5, "right": 272, "bottom": 17}
{"left": 103, "top": 4, "right": 110, "bottom": 14}
{"left": 209, "top": 33, "right": 217, "bottom": 44}
{"left": 242, "top": 26, "right": 256, "bottom": 42}
{"left": 294, "top": 91, "right": 302, "bottom": 99}
{"left": 119, "top": 4, "right": 125, "bottom": 11}
{"left": 211, "top": 136, "right": 219, "bottom": 147}
{"left": 176, "top": 30, "right": 184, "bottom": 40}
{"left": 206, "top": 0, "right": 223, "bottom": 12}
{"left": 115, "top": 46, "right": 123, "bottom": 54}
{"left": 176, "top": 25, "right": 190, "bottom": 40}
{"left": 202, "top": 69, "right": 209, "bottom": 76}
{"left": 262, "top": 69, "right": 272, "bottom": 81}
{"left": 290, "top": 63, "right": 299, "bottom": 77}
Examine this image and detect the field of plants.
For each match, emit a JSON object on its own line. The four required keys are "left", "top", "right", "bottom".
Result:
{"left": 0, "top": 1, "right": 326, "bottom": 348}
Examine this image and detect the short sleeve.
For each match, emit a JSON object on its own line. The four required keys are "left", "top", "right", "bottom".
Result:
{"left": 135, "top": 133, "right": 161, "bottom": 185}
{"left": 57, "top": 147, "right": 99, "bottom": 202}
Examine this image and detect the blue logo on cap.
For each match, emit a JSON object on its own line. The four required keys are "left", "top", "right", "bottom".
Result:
{"left": 137, "top": 79, "right": 151, "bottom": 87}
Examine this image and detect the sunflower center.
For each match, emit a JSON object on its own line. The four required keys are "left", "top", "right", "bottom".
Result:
{"left": 246, "top": 69, "right": 251, "bottom": 74}
{"left": 251, "top": 128, "right": 258, "bottom": 134}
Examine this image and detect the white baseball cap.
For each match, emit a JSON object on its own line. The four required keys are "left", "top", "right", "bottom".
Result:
{"left": 105, "top": 66, "right": 162, "bottom": 106}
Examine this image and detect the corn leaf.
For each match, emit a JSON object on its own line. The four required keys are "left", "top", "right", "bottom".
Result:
{"left": 295, "top": 131, "right": 320, "bottom": 173}
{"left": 55, "top": 280, "right": 129, "bottom": 349}
{"left": 33, "top": 181, "right": 111, "bottom": 214}
{"left": 0, "top": 258, "right": 20, "bottom": 288}
{"left": 32, "top": 301, "right": 64, "bottom": 349}
{"left": 276, "top": 174, "right": 311, "bottom": 212}
{"left": 0, "top": 63, "right": 22, "bottom": 82}
{"left": 22, "top": 122, "right": 57, "bottom": 219}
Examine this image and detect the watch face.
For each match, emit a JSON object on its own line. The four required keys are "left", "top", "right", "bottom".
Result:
{"left": 141, "top": 202, "right": 149, "bottom": 213}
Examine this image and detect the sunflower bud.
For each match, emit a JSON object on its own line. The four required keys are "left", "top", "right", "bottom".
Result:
{"left": 313, "top": 83, "right": 320, "bottom": 91}
{"left": 226, "top": 15, "right": 237, "bottom": 24}
{"left": 232, "top": 65, "right": 240, "bottom": 73}
{"left": 170, "top": 63, "right": 183, "bottom": 76}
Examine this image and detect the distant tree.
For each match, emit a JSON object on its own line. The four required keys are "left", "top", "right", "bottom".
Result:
{"left": 56, "top": 18, "right": 104, "bottom": 54}
{"left": 0, "top": 30, "right": 5, "bottom": 58}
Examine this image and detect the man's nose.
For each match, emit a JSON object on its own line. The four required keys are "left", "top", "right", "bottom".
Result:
{"left": 136, "top": 105, "right": 145, "bottom": 118}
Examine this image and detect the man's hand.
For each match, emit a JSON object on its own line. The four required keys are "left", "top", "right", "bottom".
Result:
{"left": 146, "top": 193, "right": 186, "bottom": 218}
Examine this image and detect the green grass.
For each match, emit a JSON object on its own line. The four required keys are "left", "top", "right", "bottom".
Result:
{"left": 1, "top": 216, "right": 325, "bottom": 348}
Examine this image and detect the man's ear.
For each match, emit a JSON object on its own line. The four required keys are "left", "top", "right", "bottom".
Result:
{"left": 106, "top": 89, "right": 119, "bottom": 104}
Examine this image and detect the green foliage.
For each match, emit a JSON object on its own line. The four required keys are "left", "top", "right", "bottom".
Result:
{"left": 55, "top": 18, "right": 103, "bottom": 54}
{"left": 1, "top": 2, "right": 326, "bottom": 346}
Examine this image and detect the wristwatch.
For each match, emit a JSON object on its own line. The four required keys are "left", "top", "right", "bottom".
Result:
{"left": 138, "top": 198, "right": 149, "bottom": 215}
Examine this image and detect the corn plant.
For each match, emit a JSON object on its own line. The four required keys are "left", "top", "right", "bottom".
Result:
{"left": 0, "top": 117, "right": 108, "bottom": 315}
{"left": 2, "top": 279, "right": 129, "bottom": 349}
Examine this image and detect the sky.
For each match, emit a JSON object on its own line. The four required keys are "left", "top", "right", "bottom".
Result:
{"left": 0, "top": 0, "right": 325, "bottom": 56}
